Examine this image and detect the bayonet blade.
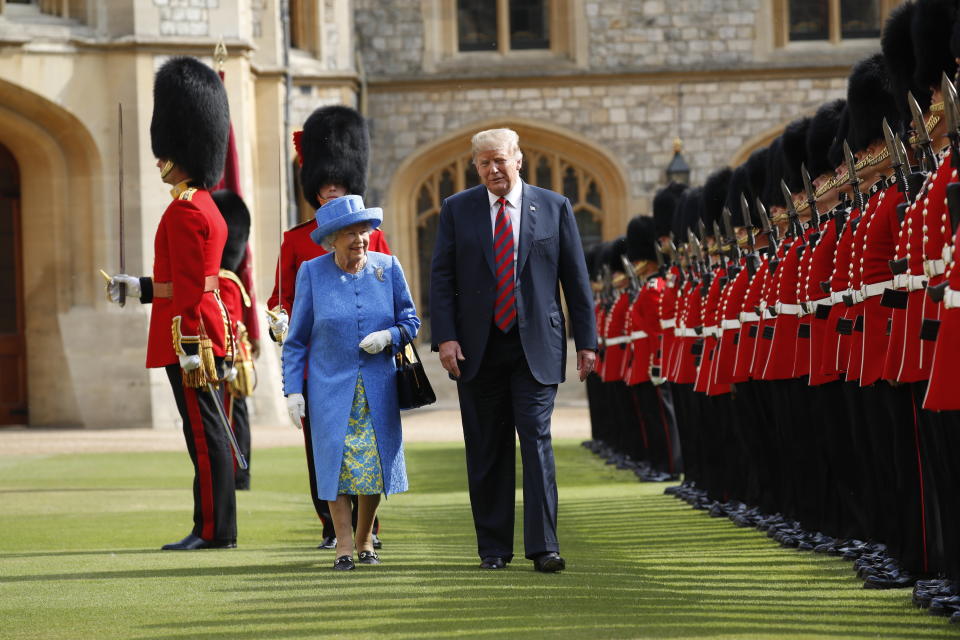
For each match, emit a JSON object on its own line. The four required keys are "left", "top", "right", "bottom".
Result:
{"left": 882, "top": 119, "right": 901, "bottom": 170}
{"left": 909, "top": 91, "right": 932, "bottom": 146}
{"left": 757, "top": 198, "right": 771, "bottom": 233}
{"left": 843, "top": 141, "right": 859, "bottom": 186}
{"left": 722, "top": 207, "right": 735, "bottom": 242}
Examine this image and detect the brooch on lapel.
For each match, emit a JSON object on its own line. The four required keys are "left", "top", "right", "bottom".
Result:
{"left": 375, "top": 266, "right": 385, "bottom": 282}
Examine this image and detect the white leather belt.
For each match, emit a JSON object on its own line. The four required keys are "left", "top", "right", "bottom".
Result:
{"left": 943, "top": 245, "right": 953, "bottom": 265}
{"left": 678, "top": 328, "right": 699, "bottom": 338}
{"left": 945, "top": 287, "right": 960, "bottom": 309}
{"left": 739, "top": 311, "right": 760, "bottom": 323}
{"left": 809, "top": 296, "right": 832, "bottom": 308}
{"left": 861, "top": 280, "right": 893, "bottom": 299}
{"left": 830, "top": 290, "right": 847, "bottom": 305}
{"left": 762, "top": 308, "right": 776, "bottom": 320}
{"left": 925, "top": 259, "right": 946, "bottom": 278}
{"left": 907, "top": 275, "right": 927, "bottom": 291}
{"left": 605, "top": 335, "right": 629, "bottom": 346}
{"left": 630, "top": 330, "right": 648, "bottom": 341}
{"left": 704, "top": 326, "right": 718, "bottom": 337}
{"left": 660, "top": 318, "right": 676, "bottom": 329}
{"left": 892, "top": 273, "right": 908, "bottom": 289}
{"left": 721, "top": 318, "right": 741, "bottom": 330}
{"left": 775, "top": 302, "right": 803, "bottom": 316}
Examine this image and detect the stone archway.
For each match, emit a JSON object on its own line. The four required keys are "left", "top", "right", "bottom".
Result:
{"left": 0, "top": 78, "right": 107, "bottom": 426}
{"left": 385, "top": 118, "right": 629, "bottom": 329}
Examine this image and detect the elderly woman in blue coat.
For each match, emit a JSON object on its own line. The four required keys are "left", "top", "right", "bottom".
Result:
{"left": 283, "top": 195, "right": 419, "bottom": 571}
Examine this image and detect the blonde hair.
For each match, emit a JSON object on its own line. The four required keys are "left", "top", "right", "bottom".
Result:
{"left": 471, "top": 128, "right": 522, "bottom": 162}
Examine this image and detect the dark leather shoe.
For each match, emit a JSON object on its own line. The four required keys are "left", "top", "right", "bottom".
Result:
{"left": 480, "top": 556, "right": 506, "bottom": 569}
{"left": 372, "top": 533, "right": 382, "bottom": 549}
{"left": 317, "top": 535, "right": 337, "bottom": 550}
{"left": 358, "top": 550, "right": 381, "bottom": 565}
{"left": 161, "top": 534, "right": 236, "bottom": 551}
{"left": 333, "top": 555, "right": 355, "bottom": 571}
{"left": 533, "top": 552, "right": 565, "bottom": 573}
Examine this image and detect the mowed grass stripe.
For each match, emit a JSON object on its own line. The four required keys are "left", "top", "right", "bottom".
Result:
{"left": 0, "top": 440, "right": 952, "bottom": 639}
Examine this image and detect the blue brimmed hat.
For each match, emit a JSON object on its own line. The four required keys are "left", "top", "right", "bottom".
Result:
{"left": 310, "top": 194, "right": 383, "bottom": 245}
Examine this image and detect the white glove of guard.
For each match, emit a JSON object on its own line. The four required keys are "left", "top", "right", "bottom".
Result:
{"left": 359, "top": 329, "right": 392, "bottom": 354}
{"left": 179, "top": 354, "right": 201, "bottom": 371}
{"left": 267, "top": 309, "right": 289, "bottom": 340}
{"left": 107, "top": 274, "right": 141, "bottom": 303}
{"left": 286, "top": 393, "right": 305, "bottom": 430}
{"left": 223, "top": 366, "right": 238, "bottom": 382}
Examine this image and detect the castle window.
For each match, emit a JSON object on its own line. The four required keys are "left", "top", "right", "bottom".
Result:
{"left": 457, "top": 0, "right": 550, "bottom": 53}
{"left": 778, "top": 0, "right": 892, "bottom": 45}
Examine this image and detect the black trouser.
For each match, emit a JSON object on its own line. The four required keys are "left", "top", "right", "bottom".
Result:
{"left": 457, "top": 325, "right": 559, "bottom": 561}
{"left": 628, "top": 381, "right": 681, "bottom": 475}
{"left": 301, "top": 387, "right": 379, "bottom": 539}
{"left": 225, "top": 388, "right": 251, "bottom": 490}
{"left": 813, "top": 380, "right": 863, "bottom": 540}
{"left": 165, "top": 365, "right": 237, "bottom": 543}
{"left": 671, "top": 383, "right": 701, "bottom": 486}
{"left": 585, "top": 372, "right": 609, "bottom": 443}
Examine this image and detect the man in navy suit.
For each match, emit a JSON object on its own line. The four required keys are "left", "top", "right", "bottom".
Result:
{"left": 430, "top": 128, "right": 597, "bottom": 572}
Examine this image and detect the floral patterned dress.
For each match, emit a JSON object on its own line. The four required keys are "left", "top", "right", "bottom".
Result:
{"left": 337, "top": 375, "right": 384, "bottom": 495}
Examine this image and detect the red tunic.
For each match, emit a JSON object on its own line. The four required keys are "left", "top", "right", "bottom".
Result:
{"left": 697, "top": 267, "right": 730, "bottom": 396}
{"left": 714, "top": 258, "right": 749, "bottom": 385}
{"left": 659, "top": 268, "right": 681, "bottom": 381}
{"left": 883, "top": 179, "right": 924, "bottom": 382}
{"left": 623, "top": 277, "right": 664, "bottom": 386}
{"left": 762, "top": 233, "right": 809, "bottom": 381}
{"left": 732, "top": 253, "right": 767, "bottom": 381}
{"left": 146, "top": 186, "right": 228, "bottom": 368}
{"left": 267, "top": 221, "right": 391, "bottom": 315}
{"left": 673, "top": 279, "right": 701, "bottom": 385}
{"left": 804, "top": 216, "right": 840, "bottom": 386}
{"left": 854, "top": 180, "right": 902, "bottom": 386}
{"left": 752, "top": 246, "right": 784, "bottom": 380}
{"left": 600, "top": 290, "right": 631, "bottom": 382}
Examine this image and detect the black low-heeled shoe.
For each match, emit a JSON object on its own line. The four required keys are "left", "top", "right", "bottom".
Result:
{"left": 358, "top": 550, "right": 381, "bottom": 565}
{"left": 333, "top": 555, "right": 355, "bottom": 571}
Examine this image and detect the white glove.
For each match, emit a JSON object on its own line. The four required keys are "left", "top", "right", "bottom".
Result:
{"left": 223, "top": 366, "right": 238, "bottom": 382}
{"left": 359, "top": 329, "right": 392, "bottom": 354}
{"left": 179, "top": 354, "right": 201, "bottom": 371}
{"left": 267, "top": 308, "right": 289, "bottom": 340}
{"left": 286, "top": 393, "right": 305, "bottom": 430}
{"left": 107, "top": 274, "right": 141, "bottom": 303}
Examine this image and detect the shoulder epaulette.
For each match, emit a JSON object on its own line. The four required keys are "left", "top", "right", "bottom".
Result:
{"left": 218, "top": 269, "right": 251, "bottom": 307}
{"left": 178, "top": 187, "right": 198, "bottom": 201}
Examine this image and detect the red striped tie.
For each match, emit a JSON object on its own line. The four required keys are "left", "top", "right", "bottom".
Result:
{"left": 493, "top": 197, "right": 516, "bottom": 332}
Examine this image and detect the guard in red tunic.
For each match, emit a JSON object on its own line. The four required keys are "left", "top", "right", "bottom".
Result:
{"left": 265, "top": 106, "right": 389, "bottom": 550}
{"left": 107, "top": 57, "right": 236, "bottom": 550}
{"left": 213, "top": 189, "right": 255, "bottom": 491}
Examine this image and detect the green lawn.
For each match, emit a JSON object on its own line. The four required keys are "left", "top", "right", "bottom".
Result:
{"left": 0, "top": 440, "right": 952, "bottom": 639}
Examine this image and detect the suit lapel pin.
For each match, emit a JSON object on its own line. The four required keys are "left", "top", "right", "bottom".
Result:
{"left": 375, "top": 266, "right": 385, "bottom": 282}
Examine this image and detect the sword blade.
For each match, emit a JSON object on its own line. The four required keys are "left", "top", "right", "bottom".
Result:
{"left": 207, "top": 383, "right": 248, "bottom": 470}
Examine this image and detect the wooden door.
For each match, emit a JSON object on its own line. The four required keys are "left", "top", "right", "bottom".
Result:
{"left": 0, "top": 143, "right": 26, "bottom": 425}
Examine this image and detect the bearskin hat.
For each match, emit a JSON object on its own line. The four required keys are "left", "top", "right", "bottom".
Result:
{"left": 675, "top": 187, "right": 703, "bottom": 240}
{"left": 150, "top": 57, "right": 229, "bottom": 189}
{"left": 723, "top": 165, "right": 751, "bottom": 228}
{"left": 626, "top": 215, "right": 658, "bottom": 263}
{"left": 912, "top": 0, "right": 958, "bottom": 93}
{"left": 781, "top": 117, "right": 810, "bottom": 193}
{"left": 763, "top": 137, "right": 787, "bottom": 208}
{"left": 952, "top": 4, "right": 960, "bottom": 59}
{"left": 212, "top": 190, "right": 251, "bottom": 273}
{"left": 604, "top": 236, "right": 628, "bottom": 273}
{"left": 847, "top": 54, "right": 900, "bottom": 153}
{"left": 882, "top": 0, "right": 930, "bottom": 129}
{"left": 701, "top": 167, "right": 732, "bottom": 232}
{"left": 743, "top": 146, "right": 768, "bottom": 225}
{"left": 806, "top": 99, "right": 846, "bottom": 178}
{"left": 585, "top": 242, "right": 605, "bottom": 281}
{"left": 299, "top": 105, "right": 369, "bottom": 208}
{"left": 827, "top": 105, "right": 851, "bottom": 169}
{"left": 652, "top": 182, "right": 687, "bottom": 239}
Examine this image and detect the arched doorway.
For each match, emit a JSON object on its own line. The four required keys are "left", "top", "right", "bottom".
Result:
{"left": 386, "top": 119, "right": 629, "bottom": 338}
{"left": 0, "top": 142, "right": 25, "bottom": 425}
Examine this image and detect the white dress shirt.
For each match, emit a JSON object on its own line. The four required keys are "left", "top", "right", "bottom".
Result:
{"left": 487, "top": 180, "right": 523, "bottom": 267}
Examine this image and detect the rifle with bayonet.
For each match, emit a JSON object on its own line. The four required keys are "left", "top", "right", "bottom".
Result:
{"left": 843, "top": 140, "right": 867, "bottom": 214}
{"left": 740, "top": 194, "right": 760, "bottom": 276}
{"left": 883, "top": 117, "right": 910, "bottom": 201}
{"left": 909, "top": 91, "right": 938, "bottom": 173}
{"left": 801, "top": 164, "right": 821, "bottom": 229}
{"left": 780, "top": 180, "right": 805, "bottom": 241}
{"left": 621, "top": 254, "right": 642, "bottom": 298}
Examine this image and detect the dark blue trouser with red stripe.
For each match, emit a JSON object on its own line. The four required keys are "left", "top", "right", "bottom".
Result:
{"left": 165, "top": 365, "right": 237, "bottom": 544}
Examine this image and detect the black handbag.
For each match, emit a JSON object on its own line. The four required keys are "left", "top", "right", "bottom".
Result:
{"left": 394, "top": 326, "right": 436, "bottom": 409}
